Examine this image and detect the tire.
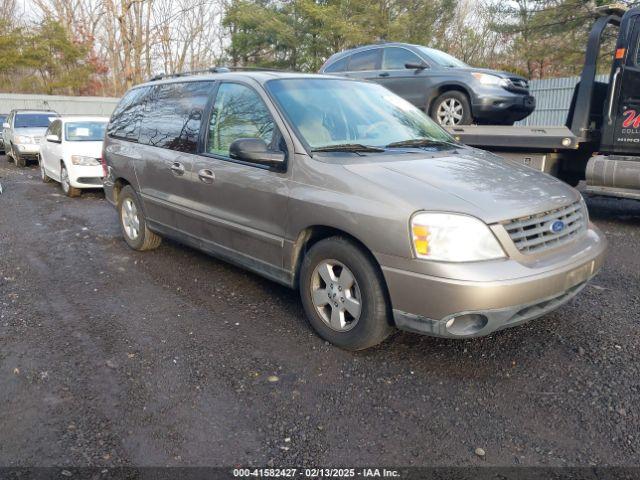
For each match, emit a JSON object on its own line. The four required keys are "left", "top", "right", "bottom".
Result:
{"left": 118, "top": 185, "right": 161, "bottom": 251}
{"left": 430, "top": 91, "right": 472, "bottom": 126}
{"left": 60, "top": 164, "right": 81, "bottom": 197}
{"left": 299, "top": 236, "right": 394, "bottom": 350}
{"left": 12, "top": 145, "right": 26, "bottom": 168}
{"left": 40, "top": 159, "right": 53, "bottom": 183}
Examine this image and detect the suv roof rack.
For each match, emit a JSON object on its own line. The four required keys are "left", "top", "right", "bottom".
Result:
{"left": 148, "top": 66, "right": 286, "bottom": 82}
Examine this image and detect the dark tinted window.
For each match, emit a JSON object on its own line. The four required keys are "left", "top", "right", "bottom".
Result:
{"left": 348, "top": 49, "right": 379, "bottom": 71}
{"left": 382, "top": 47, "right": 423, "bottom": 69}
{"left": 107, "top": 87, "right": 150, "bottom": 141}
{"left": 324, "top": 56, "right": 348, "bottom": 73}
{"left": 15, "top": 113, "right": 56, "bottom": 128}
{"left": 207, "top": 83, "right": 275, "bottom": 157}
{"left": 139, "top": 81, "right": 213, "bottom": 153}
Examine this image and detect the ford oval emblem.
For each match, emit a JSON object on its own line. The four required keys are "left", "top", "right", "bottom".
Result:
{"left": 550, "top": 220, "right": 565, "bottom": 233}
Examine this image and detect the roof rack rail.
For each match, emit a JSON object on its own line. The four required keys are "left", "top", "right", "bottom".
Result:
{"left": 147, "top": 66, "right": 286, "bottom": 82}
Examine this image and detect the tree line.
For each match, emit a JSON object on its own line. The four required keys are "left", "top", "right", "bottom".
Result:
{"left": 0, "top": 0, "right": 634, "bottom": 97}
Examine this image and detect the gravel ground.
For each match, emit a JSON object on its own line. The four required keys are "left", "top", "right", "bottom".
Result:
{"left": 0, "top": 157, "right": 638, "bottom": 468}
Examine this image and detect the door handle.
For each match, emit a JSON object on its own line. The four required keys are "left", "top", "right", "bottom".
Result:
{"left": 170, "top": 162, "right": 185, "bottom": 175}
{"left": 198, "top": 168, "right": 215, "bottom": 184}
{"left": 379, "top": 72, "right": 390, "bottom": 77}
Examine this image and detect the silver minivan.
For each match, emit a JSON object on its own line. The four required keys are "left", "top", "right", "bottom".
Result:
{"left": 103, "top": 71, "right": 607, "bottom": 350}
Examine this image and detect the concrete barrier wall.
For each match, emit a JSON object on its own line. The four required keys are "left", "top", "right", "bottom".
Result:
{"left": 0, "top": 93, "right": 120, "bottom": 116}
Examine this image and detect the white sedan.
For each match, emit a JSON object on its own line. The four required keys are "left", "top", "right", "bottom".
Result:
{"left": 39, "top": 116, "right": 109, "bottom": 197}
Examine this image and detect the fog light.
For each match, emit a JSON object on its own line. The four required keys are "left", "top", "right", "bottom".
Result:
{"left": 561, "top": 137, "right": 572, "bottom": 147}
{"left": 445, "top": 314, "right": 488, "bottom": 336}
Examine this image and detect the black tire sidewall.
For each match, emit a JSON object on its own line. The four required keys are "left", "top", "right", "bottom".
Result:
{"left": 118, "top": 186, "right": 148, "bottom": 250}
{"left": 431, "top": 91, "right": 473, "bottom": 126}
{"left": 300, "top": 237, "right": 392, "bottom": 350}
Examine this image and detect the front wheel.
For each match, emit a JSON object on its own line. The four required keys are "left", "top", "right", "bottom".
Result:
{"left": 40, "top": 159, "right": 53, "bottom": 183}
{"left": 431, "top": 91, "right": 472, "bottom": 126}
{"left": 60, "top": 164, "right": 81, "bottom": 197}
{"left": 118, "top": 185, "right": 161, "bottom": 251}
{"left": 12, "top": 145, "right": 25, "bottom": 168}
{"left": 299, "top": 237, "right": 394, "bottom": 350}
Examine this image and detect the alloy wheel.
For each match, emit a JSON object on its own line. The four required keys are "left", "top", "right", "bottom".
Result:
{"left": 61, "top": 167, "right": 70, "bottom": 193}
{"left": 310, "top": 259, "right": 362, "bottom": 332}
{"left": 121, "top": 198, "right": 140, "bottom": 240}
{"left": 436, "top": 98, "right": 464, "bottom": 126}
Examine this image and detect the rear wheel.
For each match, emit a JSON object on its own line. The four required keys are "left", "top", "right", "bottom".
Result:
{"left": 431, "top": 91, "right": 472, "bottom": 126}
{"left": 299, "top": 237, "right": 394, "bottom": 350}
{"left": 60, "top": 164, "right": 81, "bottom": 197}
{"left": 118, "top": 185, "right": 161, "bottom": 251}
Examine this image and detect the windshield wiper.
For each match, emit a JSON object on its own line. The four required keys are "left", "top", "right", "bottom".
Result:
{"left": 312, "top": 143, "right": 385, "bottom": 153}
{"left": 385, "top": 139, "right": 457, "bottom": 149}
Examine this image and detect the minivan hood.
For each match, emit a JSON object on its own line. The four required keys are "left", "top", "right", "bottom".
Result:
{"left": 344, "top": 148, "right": 579, "bottom": 224}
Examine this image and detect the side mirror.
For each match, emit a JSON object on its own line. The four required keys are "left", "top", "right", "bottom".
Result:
{"left": 405, "top": 62, "right": 428, "bottom": 70}
{"left": 46, "top": 134, "right": 60, "bottom": 143}
{"left": 229, "top": 138, "right": 285, "bottom": 168}
{"left": 2, "top": 122, "right": 9, "bottom": 129}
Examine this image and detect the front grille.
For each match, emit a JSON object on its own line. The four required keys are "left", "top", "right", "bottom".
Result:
{"left": 504, "top": 201, "right": 587, "bottom": 254}
{"left": 506, "top": 77, "right": 529, "bottom": 94}
{"left": 33, "top": 137, "right": 42, "bottom": 143}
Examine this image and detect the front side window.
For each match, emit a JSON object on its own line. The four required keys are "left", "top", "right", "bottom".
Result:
{"left": 324, "top": 56, "right": 348, "bottom": 73}
{"left": 50, "top": 120, "right": 62, "bottom": 138}
{"left": 138, "top": 81, "right": 213, "bottom": 153}
{"left": 207, "top": 83, "right": 276, "bottom": 157}
{"left": 107, "top": 86, "right": 150, "bottom": 142}
{"left": 266, "top": 78, "right": 454, "bottom": 150}
{"left": 14, "top": 113, "right": 56, "bottom": 128}
{"left": 382, "top": 47, "right": 424, "bottom": 70}
{"left": 348, "top": 49, "right": 380, "bottom": 71}
{"left": 65, "top": 122, "right": 107, "bottom": 142}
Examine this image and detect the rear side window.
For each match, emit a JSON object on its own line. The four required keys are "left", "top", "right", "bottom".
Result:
{"left": 324, "top": 56, "right": 348, "bottom": 73}
{"left": 348, "top": 49, "right": 380, "bottom": 71}
{"left": 107, "top": 87, "right": 150, "bottom": 142}
{"left": 382, "top": 47, "right": 423, "bottom": 70}
{"left": 207, "top": 83, "right": 275, "bottom": 157}
{"left": 138, "top": 81, "right": 214, "bottom": 153}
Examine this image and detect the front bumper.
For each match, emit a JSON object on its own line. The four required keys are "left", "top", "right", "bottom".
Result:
{"left": 382, "top": 225, "right": 607, "bottom": 338}
{"left": 68, "top": 164, "right": 104, "bottom": 189}
{"left": 14, "top": 143, "right": 41, "bottom": 158}
{"left": 472, "top": 93, "right": 535, "bottom": 124}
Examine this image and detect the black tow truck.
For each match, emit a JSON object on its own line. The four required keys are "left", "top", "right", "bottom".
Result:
{"left": 446, "top": 4, "right": 640, "bottom": 200}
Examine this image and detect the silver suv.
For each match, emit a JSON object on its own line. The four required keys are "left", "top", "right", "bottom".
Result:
{"left": 103, "top": 72, "right": 607, "bottom": 350}
{"left": 3, "top": 109, "right": 59, "bottom": 167}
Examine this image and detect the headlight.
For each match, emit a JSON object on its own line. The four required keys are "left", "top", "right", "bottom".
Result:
{"left": 15, "top": 135, "right": 34, "bottom": 144}
{"left": 71, "top": 155, "right": 100, "bottom": 166}
{"left": 579, "top": 196, "right": 590, "bottom": 224}
{"left": 471, "top": 72, "right": 509, "bottom": 88}
{"left": 411, "top": 212, "right": 506, "bottom": 262}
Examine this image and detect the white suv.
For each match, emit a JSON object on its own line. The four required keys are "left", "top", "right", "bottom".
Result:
{"left": 2, "top": 109, "right": 59, "bottom": 167}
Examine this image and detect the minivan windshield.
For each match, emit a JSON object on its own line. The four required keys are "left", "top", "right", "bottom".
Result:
{"left": 417, "top": 47, "right": 468, "bottom": 68}
{"left": 65, "top": 121, "right": 107, "bottom": 142}
{"left": 15, "top": 113, "right": 56, "bottom": 128}
{"left": 266, "top": 78, "right": 456, "bottom": 150}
